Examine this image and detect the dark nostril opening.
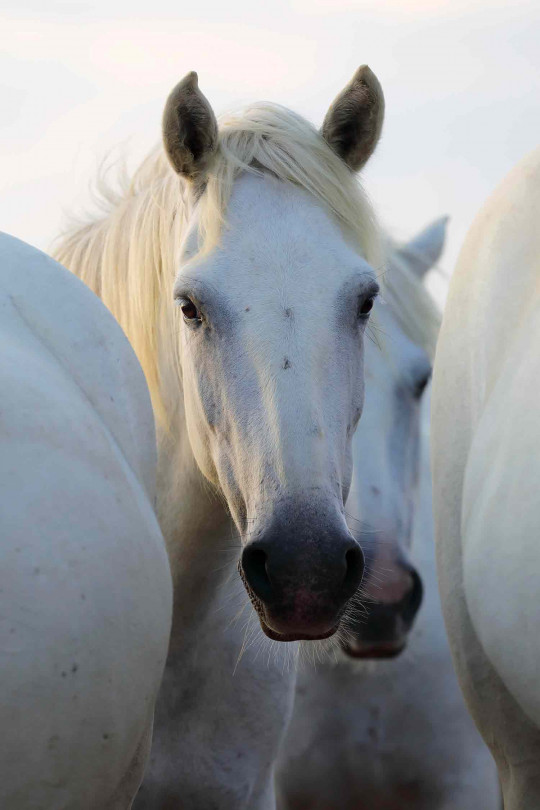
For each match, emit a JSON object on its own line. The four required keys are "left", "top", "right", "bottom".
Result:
{"left": 343, "top": 544, "right": 365, "bottom": 597}
{"left": 402, "top": 569, "right": 424, "bottom": 623}
{"left": 241, "top": 546, "right": 274, "bottom": 603}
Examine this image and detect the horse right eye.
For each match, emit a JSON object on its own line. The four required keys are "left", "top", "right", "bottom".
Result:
{"left": 179, "top": 298, "right": 201, "bottom": 322}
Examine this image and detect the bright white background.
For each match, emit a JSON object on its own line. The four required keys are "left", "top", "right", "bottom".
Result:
{"left": 1, "top": 0, "right": 539, "bottom": 280}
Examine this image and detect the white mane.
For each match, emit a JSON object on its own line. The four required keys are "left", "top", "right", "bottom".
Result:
{"left": 54, "top": 102, "right": 440, "bottom": 435}
{"left": 53, "top": 102, "right": 382, "bottom": 426}
{"left": 380, "top": 235, "right": 442, "bottom": 361}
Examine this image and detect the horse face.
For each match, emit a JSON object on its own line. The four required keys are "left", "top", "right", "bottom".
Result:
{"left": 342, "top": 301, "right": 431, "bottom": 658}
{"left": 174, "top": 173, "right": 379, "bottom": 640}
{"left": 164, "top": 66, "right": 385, "bottom": 641}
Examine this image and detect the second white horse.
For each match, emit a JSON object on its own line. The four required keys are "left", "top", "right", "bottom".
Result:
{"left": 276, "top": 220, "right": 500, "bottom": 810}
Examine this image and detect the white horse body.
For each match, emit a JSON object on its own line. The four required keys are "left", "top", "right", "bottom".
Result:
{"left": 0, "top": 234, "right": 172, "bottom": 809}
{"left": 54, "top": 69, "right": 386, "bottom": 808}
{"left": 133, "top": 169, "right": 379, "bottom": 809}
{"left": 431, "top": 146, "right": 540, "bottom": 809}
{"left": 276, "top": 223, "right": 499, "bottom": 809}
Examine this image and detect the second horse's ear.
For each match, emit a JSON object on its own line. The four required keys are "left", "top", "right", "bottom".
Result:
{"left": 402, "top": 216, "right": 450, "bottom": 277}
{"left": 162, "top": 72, "right": 218, "bottom": 181}
{"left": 321, "top": 65, "right": 384, "bottom": 172}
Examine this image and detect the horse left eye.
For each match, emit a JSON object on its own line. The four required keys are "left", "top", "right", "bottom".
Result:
{"left": 414, "top": 370, "right": 432, "bottom": 398}
{"left": 359, "top": 296, "right": 375, "bottom": 317}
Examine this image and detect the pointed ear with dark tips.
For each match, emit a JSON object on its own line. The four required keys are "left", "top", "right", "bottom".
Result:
{"left": 162, "top": 71, "right": 218, "bottom": 180}
{"left": 321, "top": 65, "right": 384, "bottom": 172}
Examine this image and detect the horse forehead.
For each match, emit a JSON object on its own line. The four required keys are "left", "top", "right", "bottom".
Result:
{"left": 220, "top": 173, "right": 361, "bottom": 289}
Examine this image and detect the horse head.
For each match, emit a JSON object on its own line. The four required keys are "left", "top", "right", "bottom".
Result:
{"left": 163, "top": 68, "right": 384, "bottom": 641}
{"left": 342, "top": 219, "right": 446, "bottom": 658}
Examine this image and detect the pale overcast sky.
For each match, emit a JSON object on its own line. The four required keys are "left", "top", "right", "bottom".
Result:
{"left": 1, "top": 0, "right": 539, "bottom": 282}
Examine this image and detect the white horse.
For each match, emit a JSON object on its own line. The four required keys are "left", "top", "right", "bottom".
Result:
{"left": 339, "top": 221, "right": 443, "bottom": 659}
{"left": 0, "top": 233, "right": 172, "bottom": 809}
{"left": 431, "top": 146, "right": 540, "bottom": 810}
{"left": 54, "top": 67, "right": 385, "bottom": 808}
{"left": 276, "top": 220, "right": 499, "bottom": 810}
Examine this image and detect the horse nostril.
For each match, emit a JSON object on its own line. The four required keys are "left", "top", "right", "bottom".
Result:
{"left": 241, "top": 546, "right": 274, "bottom": 603}
{"left": 343, "top": 544, "right": 365, "bottom": 597}
{"left": 402, "top": 569, "right": 424, "bottom": 623}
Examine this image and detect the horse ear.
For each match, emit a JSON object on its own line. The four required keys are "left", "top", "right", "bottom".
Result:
{"left": 321, "top": 65, "right": 384, "bottom": 172}
{"left": 162, "top": 71, "right": 218, "bottom": 181}
{"left": 402, "top": 216, "right": 449, "bottom": 277}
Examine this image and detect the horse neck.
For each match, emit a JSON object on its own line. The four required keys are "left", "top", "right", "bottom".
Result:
{"left": 155, "top": 405, "right": 239, "bottom": 646}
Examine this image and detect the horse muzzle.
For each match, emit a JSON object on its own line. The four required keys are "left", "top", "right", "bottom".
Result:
{"left": 239, "top": 501, "right": 364, "bottom": 641}
{"left": 341, "top": 568, "right": 423, "bottom": 659}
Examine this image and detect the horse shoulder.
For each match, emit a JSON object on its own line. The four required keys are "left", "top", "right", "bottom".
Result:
{"left": 432, "top": 147, "right": 540, "bottom": 807}
{"left": 0, "top": 234, "right": 172, "bottom": 808}
{"left": 462, "top": 307, "right": 540, "bottom": 728}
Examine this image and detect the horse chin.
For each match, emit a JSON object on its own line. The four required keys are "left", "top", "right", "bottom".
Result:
{"left": 258, "top": 617, "right": 339, "bottom": 643}
{"left": 340, "top": 638, "right": 407, "bottom": 660}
